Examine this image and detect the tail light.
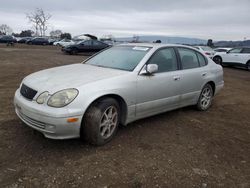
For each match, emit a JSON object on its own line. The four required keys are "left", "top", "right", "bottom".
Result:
{"left": 205, "top": 52, "right": 211, "bottom": 55}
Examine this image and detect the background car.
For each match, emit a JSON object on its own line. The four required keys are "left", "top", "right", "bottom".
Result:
{"left": 214, "top": 47, "right": 232, "bottom": 53}
{"left": 194, "top": 46, "right": 215, "bottom": 59}
{"left": 26, "top": 37, "right": 49, "bottom": 45}
{"left": 0, "top": 35, "right": 17, "bottom": 44}
{"left": 213, "top": 47, "right": 250, "bottom": 70}
{"left": 53, "top": 38, "right": 75, "bottom": 46}
{"left": 17, "top": 37, "right": 32, "bottom": 44}
{"left": 62, "top": 40, "right": 109, "bottom": 55}
{"left": 48, "top": 38, "right": 60, "bottom": 45}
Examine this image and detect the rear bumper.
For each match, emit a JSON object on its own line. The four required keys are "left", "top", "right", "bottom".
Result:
{"left": 14, "top": 90, "right": 82, "bottom": 139}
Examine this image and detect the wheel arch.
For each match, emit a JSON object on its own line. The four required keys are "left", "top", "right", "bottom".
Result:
{"left": 82, "top": 94, "right": 128, "bottom": 126}
{"left": 205, "top": 81, "right": 216, "bottom": 96}
{"left": 213, "top": 55, "right": 222, "bottom": 62}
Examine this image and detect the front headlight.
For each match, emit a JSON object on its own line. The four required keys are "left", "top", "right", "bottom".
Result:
{"left": 47, "top": 89, "right": 78, "bottom": 108}
{"left": 36, "top": 91, "right": 49, "bottom": 104}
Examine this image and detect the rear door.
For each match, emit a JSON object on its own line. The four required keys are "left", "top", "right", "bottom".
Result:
{"left": 78, "top": 40, "right": 92, "bottom": 52}
{"left": 176, "top": 47, "right": 208, "bottom": 106}
{"left": 92, "top": 41, "right": 107, "bottom": 52}
{"left": 223, "top": 48, "right": 242, "bottom": 64}
{"left": 239, "top": 48, "right": 250, "bottom": 65}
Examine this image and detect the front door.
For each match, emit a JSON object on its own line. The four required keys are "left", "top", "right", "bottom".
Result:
{"left": 136, "top": 47, "right": 182, "bottom": 118}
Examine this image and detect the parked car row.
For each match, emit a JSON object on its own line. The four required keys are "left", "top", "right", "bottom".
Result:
{"left": 62, "top": 40, "right": 110, "bottom": 55}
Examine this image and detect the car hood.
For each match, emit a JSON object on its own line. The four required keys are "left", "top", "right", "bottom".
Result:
{"left": 23, "top": 64, "right": 128, "bottom": 92}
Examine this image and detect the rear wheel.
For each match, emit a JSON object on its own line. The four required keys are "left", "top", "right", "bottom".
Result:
{"left": 197, "top": 84, "right": 213, "bottom": 111}
{"left": 70, "top": 48, "right": 78, "bottom": 55}
{"left": 82, "top": 98, "right": 120, "bottom": 145}
{"left": 246, "top": 61, "right": 250, "bottom": 71}
{"left": 213, "top": 56, "right": 222, "bottom": 65}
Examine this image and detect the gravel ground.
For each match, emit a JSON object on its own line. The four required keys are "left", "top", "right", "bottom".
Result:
{"left": 0, "top": 44, "right": 250, "bottom": 188}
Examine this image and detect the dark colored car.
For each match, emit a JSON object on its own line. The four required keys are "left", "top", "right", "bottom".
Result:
{"left": 26, "top": 37, "right": 49, "bottom": 45}
{"left": 0, "top": 35, "right": 17, "bottom": 43}
{"left": 18, "top": 37, "right": 32, "bottom": 44}
{"left": 62, "top": 40, "right": 109, "bottom": 55}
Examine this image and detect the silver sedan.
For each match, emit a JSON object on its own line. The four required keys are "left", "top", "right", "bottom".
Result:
{"left": 14, "top": 43, "right": 224, "bottom": 145}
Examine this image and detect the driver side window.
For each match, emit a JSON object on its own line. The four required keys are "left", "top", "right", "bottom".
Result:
{"left": 148, "top": 48, "right": 178, "bottom": 73}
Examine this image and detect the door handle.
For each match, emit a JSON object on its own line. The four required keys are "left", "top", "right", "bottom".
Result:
{"left": 202, "top": 72, "right": 207, "bottom": 77}
{"left": 173, "top": 76, "right": 180, "bottom": 81}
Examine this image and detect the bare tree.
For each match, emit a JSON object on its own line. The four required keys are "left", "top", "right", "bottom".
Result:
{"left": 0, "top": 24, "right": 13, "bottom": 35}
{"left": 26, "top": 8, "right": 51, "bottom": 36}
{"left": 50, "top": 29, "right": 62, "bottom": 38}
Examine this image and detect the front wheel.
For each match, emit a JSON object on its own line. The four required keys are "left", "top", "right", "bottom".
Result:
{"left": 197, "top": 84, "right": 213, "bottom": 111}
{"left": 213, "top": 56, "right": 222, "bottom": 65}
{"left": 82, "top": 98, "right": 120, "bottom": 145}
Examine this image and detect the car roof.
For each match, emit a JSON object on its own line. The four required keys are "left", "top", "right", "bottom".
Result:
{"left": 119, "top": 43, "right": 195, "bottom": 49}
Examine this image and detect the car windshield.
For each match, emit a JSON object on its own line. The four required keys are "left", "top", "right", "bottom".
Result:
{"left": 201, "top": 46, "right": 213, "bottom": 51}
{"left": 85, "top": 46, "right": 151, "bottom": 71}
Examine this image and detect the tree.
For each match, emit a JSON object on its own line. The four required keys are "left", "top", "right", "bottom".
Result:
{"left": 20, "top": 30, "right": 34, "bottom": 37}
{"left": 50, "top": 29, "right": 62, "bottom": 38}
{"left": 0, "top": 24, "right": 13, "bottom": 35}
{"left": 207, "top": 39, "right": 214, "bottom": 47}
{"left": 26, "top": 8, "right": 51, "bottom": 36}
{"left": 60, "top": 33, "right": 72, "bottom": 40}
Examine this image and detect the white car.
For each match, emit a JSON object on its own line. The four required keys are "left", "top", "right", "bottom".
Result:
{"left": 53, "top": 39, "right": 75, "bottom": 47}
{"left": 214, "top": 48, "right": 232, "bottom": 53}
{"left": 195, "top": 46, "right": 215, "bottom": 59}
{"left": 14, "top": 43, "right": 224, "bottom": 145}
{"left": 213, "top": 47, "right": 250, "bottom": 70}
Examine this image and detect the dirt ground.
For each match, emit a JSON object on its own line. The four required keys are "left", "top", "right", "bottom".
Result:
{"left": 0, "top": 44, "right": 249, "bottom": 188}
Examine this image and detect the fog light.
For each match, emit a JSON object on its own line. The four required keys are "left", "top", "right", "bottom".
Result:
{"left": 67, "top": 118, "right": 79, "bottom": 123}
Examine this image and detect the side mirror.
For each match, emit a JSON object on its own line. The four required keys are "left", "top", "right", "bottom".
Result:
{"left": 140, "top": 64, "right": 158, "bottom": 75}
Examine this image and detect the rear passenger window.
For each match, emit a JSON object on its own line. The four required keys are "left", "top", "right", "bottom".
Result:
{"left": 197, "top": 53, "right": 207, "bottom": 66}
{"left": 148, "top": 48, "right": 178, "bottom": 73}
{"left": 241, "top": 48, "right": 250, "bottom": 54}
{"left": 178, "top": 48, "right": 200, "bottom": 69}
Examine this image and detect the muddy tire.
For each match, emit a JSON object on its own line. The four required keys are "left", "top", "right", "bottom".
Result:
{"left": 197, "top": 84, "right": 213, "bottom": 111}
{"left": 82, "top": 98, "right": 120, "bottom": 146}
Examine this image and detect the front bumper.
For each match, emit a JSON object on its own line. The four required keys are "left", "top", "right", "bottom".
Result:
{"left": 14, "top": 90, "right": 82, "bottom": 139}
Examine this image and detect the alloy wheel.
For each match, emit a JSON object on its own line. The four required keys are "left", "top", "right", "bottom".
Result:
{"left": 99, "top": 106, "right": 118, "bottom": 139}
{"left": 200, "top": 87, "right": 212, "bottom": 109}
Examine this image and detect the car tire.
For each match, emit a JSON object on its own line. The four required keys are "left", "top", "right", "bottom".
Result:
{"left": 213, "top": 56, "right": 222, "bottom": 65}
{"left": 196, "top": 84, "right": 213, "bottom": 111}
{"left": 71, "top": 48, "right": 78, "bottom": 55}
{"left": 82, "top": 98, "right": 120, "bottom": 146}
{"left": 56, "top": 43, "right": 60, "bottom": 46}
{"left": 246, "top": 61, "right": 250, "bottom": 71}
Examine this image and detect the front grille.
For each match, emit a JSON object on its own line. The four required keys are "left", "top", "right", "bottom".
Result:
{"left": 20, "top": 84, "right": 37, "bottom": 100}
{"left": 17, "top": 109, "right": 46, "bottom": 129}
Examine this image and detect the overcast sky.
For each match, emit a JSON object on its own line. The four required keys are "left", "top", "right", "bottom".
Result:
{"left": 0, "top": 0, "right": 249, "bottom": 40}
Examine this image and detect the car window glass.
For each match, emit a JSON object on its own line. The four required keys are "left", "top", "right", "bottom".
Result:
{"left": 83, "top": 40, "right": 92, "bottom": 45}
{"left": 86, "top": 46, "right": 150, "bottom": 71}
{"left": 148, "top": 48, "right": 178, "bottom": 73}
{"left": 197, "top": 53, "right": 207, "bottom": 66}
{"left": 229, "top": 48, "right": 242, "bottom": 53}
{"left": 241, "top": 48, "right": 250, "bottom": 54}
{"left": 93, "top": 41, "right": 102, "bottom": 46}
{"left": 178, "top": 48, "right": 200, "bottom": 69}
